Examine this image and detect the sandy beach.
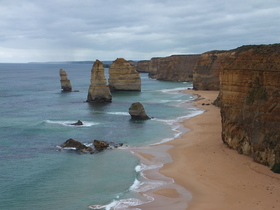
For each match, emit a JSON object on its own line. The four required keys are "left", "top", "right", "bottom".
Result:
{"left": 136, "top": 90, "right": 280, "bottom": 210}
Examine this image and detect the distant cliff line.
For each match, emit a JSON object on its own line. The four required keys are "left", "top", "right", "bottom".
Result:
{"left": 137, "top": 43, "right": 280, "bottom": 172}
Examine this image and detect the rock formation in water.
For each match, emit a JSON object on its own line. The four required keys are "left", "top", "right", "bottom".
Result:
{"left": 60, "top": 138, "right": 116, "bottom": 154}
{"left": 59, "top": 69, "right": 72, "bottom": 91}
{"left": 70, "top": 120, "right": 83, "bottom": 126}
{"left": 219, "top": 44, "right": 280, "bottom": 168}
{"left": 87, "top": 60, "right": 112, "bottom": 103}
{"left": 193, "top": 50, "right": 231, "bottom": 90}
{"left": 108, "top": 58, "right": 141, "bottom": 91}
{"left": 60, "top": 138, "right": 93, "bottom": 152}
{"left": 93, "top": 140, "right": 109, "bottom": 151}
{"left": 129, "top": 102, "right": 150, "bottom": 120}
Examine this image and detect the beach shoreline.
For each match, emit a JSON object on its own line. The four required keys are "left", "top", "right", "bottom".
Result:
{"left": 135, "top": 90, "right": 280, "bottom": 210}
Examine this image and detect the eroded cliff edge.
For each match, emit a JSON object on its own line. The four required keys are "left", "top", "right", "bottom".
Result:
{"left": 193, "top": 50, "right": 230, "bottom": 90}
{"left": 219, "top": 44, "right": 280, "bottom": 167}
{"left": 136, "top": 55, "right": 200, "bottom": 82}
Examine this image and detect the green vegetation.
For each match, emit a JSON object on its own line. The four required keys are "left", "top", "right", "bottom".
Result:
{"left": 271, "top": 163, "right": 280, "bottom": 173}
{"left": 234, "top": 43, "right": 280, "bottom": 55}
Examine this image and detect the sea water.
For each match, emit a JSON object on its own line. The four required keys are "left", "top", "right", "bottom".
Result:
{"left": 0, "top": 63, "right": 201, "bottom": 210}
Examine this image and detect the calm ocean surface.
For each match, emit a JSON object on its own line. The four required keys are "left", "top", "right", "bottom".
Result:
{"left": 0, "top": 62, "right": 200, "bottom": 210}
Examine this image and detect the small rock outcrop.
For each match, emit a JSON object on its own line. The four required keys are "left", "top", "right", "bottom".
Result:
{"left": 219, "top": 44, "right": 280, "bottom": 168}
{"left": 108, "top": 58, "right": 141, "bottom": 91}
{"left": 60, "top": 139, "right": 118, "bottom": 154}
{"left": 87, "top": 60, "right": 112, "bottom": 103}
{"left": 129, "top": 102, "right": 150, "bottom": 120}
{"left": 59, "top": 69, "right": 72, "bottom": 91}
{"left": 94, "top": 140, "right": 109, "bottom": 151}
{"left": 60, "top": 138, "right": 92, "bottom": 151}
{"left": 70, "top": 120, "right": 83, "bottom": 126}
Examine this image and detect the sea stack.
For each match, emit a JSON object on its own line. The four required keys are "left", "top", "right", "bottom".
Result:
{"left": 59, "top": 69, "right": 72, "bottom": 91}
{"left": 108, "top": 58, "right": 141, "bottom": 91}
{"left": 87, "top": 60, "right": 112, "bottom": 103}
{"left": 129, "top": 102, "right": 150, "bottom": 120}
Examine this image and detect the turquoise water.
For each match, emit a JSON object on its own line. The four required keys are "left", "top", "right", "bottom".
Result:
{"left": 0, "top": 63, "right": 197, "bottom": 210}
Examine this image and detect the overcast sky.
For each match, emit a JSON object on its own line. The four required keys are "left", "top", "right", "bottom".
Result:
{"left": 0, "top": 0, "right": 279, "bottom": 63}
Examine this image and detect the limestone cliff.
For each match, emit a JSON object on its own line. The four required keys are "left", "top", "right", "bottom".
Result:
{"left": 146, "top": 55, "right": 200, "bottom": 82}
{"left": 136, "top": 60, "right": 150, "bottom": 73}
{"left": 219, "top": 44, "right": 280, "bottom": 167}
{"left": 108, "top": 58, "right": 141, "bottom": 91}
{"left": 148, "top": 57, "right": 162, "bottom": 78}
{"left": 156, "top": 55, "right": 200, "bottom": 82}
{"left": 193, "top": 50, "right": 230, "bottom": 90}
{"left": 59, "top": 69, "right": 72, "bottom": 91}
{"left": 129, "top": 102, "right": 150, "bottom": 120}
{"left": 87, "top": 60, "right": 112, "bottom": 103}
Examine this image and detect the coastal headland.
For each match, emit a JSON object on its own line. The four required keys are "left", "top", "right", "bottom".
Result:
{"left": 136, "top": 90, "right": 280, "bottom": 210}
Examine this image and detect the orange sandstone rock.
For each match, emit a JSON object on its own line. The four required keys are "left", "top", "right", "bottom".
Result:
{"left": 59, "top": 69, "right": 72, "bottom": 91}
{"left": 87, "top": 60, "right": 112, "bottom": 103}
{"left": 108, "top": 58, "right": 141, "bottom": 91}
{"left": 219, "top": 44, "right": 280, "bottom": 167}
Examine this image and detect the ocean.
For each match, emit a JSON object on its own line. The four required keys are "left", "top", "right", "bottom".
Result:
{"left": 0, "top": 62, "right": 202, "bottom": 210}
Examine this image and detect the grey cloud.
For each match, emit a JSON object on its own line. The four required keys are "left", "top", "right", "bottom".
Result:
{"left": 0, "top": 0, "right": 280, "bottom": 62}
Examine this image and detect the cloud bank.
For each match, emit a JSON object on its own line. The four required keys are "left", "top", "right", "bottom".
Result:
{"left": 0, "top": 0, "right": 279, "bottom": 62}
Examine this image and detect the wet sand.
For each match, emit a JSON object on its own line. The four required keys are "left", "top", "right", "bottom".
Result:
{"left": 136, "top": 90, "right": 280, "bottom": 210}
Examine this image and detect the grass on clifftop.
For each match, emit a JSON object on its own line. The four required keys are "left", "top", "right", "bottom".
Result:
{"left": 271, "top": 163, "right": 280, "bottom": 174}
{"left": 233, "top": 43, "right": 280, "bottom": 55}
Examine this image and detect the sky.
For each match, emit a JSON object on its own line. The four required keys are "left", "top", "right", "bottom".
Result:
{"left": 0, "top": 0, "right": 280, "bottom": 63}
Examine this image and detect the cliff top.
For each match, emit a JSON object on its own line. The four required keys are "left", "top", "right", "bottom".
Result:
{"left": 232, "top": 43, "right": 280, "bottom": 55}
{"left": 114, "top": 58, "right": 127, "bottom": 63}
{"left": 93, "top": 59, "right": 103, "bottom": 68}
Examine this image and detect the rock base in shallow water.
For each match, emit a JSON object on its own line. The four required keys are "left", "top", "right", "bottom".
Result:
{"left": 59, "top": 138, "right": 123, "bottom": 154}
{"left": 59, "top": 69, "right": 72, "bottom": 91}
{"left": 70, "top": 120, "right": 83, "bottom": 126}
{"left": 108, "top": 58, "right": 141, "bottom": 91}
{"left": 87, "top": 60, "right": 112, "bottom": 103}
{"left": 129, "top": 102, "right": 150, "bottom": 120}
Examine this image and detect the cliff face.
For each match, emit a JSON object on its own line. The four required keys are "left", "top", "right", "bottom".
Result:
{"left": 220, "top": 44, "right": 280, "bottom": 167}
{"left": 59, "top": 69, "right": 72, "bottom": 91}
{"left": 150, "top": 55, "right": 200, "bottom": 82}
{"left": 148, "top": 57, "right": 162, "bottom": 78}
{"left": 193, "top": 51, "right": 230, "bottom": 90}
{"left": 108, "top": 58, "right": 141, "bottom": 91}
{"left": 87, "top": 60, "right": 112, "bottom": 103}
{"left": 136, "top": 60, "right": 150, "bottom": 73}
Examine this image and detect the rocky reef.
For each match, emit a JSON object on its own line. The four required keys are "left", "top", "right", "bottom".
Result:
{"left": 108, "top": 58, "right": 141, "bottom": 91}
{"left": 219, "top": 44, "right": 280, "bottom": 167}
{"left": 70, "top": 120, "right": 83, "bottom": 126}
{"left": 129, "top": 102, "right": 150, "bottom": 120}
{"left": 87, "top": 60, "right": 112, "bottom": 103}
{"left": 60, "top": 138, "right": 120, "bottom": 154}
{"left": 59, "top": 69, "right": 72, "bottom": 91}
{"left": 60, "top": 138, "right": 93, "bottom": 152}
